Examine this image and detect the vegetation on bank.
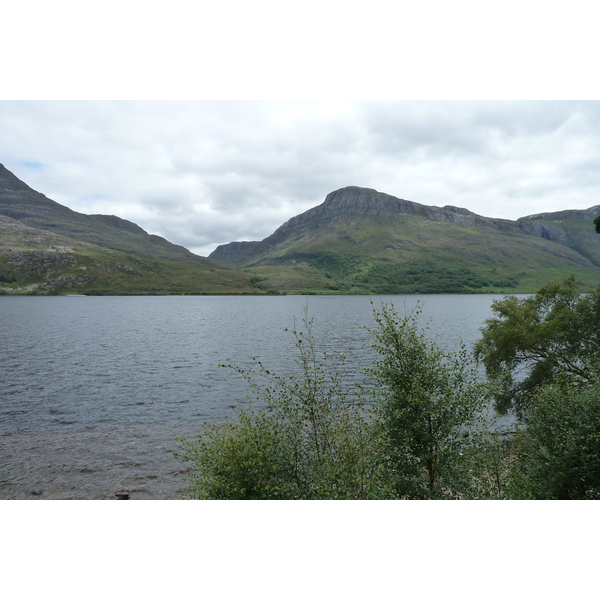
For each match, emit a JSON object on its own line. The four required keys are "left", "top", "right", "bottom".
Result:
{"left": 3, "top": 231, "right": 599, "bottom": 295}
{"left": 267, "top": 251, "right": 522, "bottom": 294}
{"left": 0, "top": 247, "right": 266, "bottom": 296}
{"left": 475, "top": 275, "right": 600, "bottom": 417}
{"left": 179, "top": 276, "right": 600, "bottom": 500}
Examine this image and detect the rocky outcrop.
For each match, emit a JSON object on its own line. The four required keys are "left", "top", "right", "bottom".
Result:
{"left": 516, "top": 219, "right": 570, "bottom": 244}
{"left": 275, "top": 186, "right": 515, "bottom": 231}
{"left": 517, "top": 205, "right": 600, "bottom": 266}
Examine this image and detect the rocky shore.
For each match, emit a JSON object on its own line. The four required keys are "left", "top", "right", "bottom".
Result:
{"left": 0, "top": 426, "right": 195, "bottom": 500}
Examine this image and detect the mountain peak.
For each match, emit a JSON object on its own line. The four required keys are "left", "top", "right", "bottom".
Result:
{"left": 316, "top": 185, "right": 487, "bottom": 226}
{"left": 322, "top": 186, "right": 417, "bottom": 214}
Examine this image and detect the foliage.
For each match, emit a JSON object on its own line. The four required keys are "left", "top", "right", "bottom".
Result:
{"left": 273, "top": 251, "right": 521, "bottom": 294}
{"left": 181, "top": 299, "right": 600, "bottom": 500}
{"left": 474, "top": 275, "right": 600, "bottom": 417}
{"left": 180, "top": 311, "right": 390, "bottom": 499}
{"left": 595, "top": 215, "right": 600, "bottom": 234}
{"left": 281, "top": 251, "right": 367, "bottom": 280}
{"left": 361, "top": 262, "right": 518, "bottom": 294}
{"left": 180, "top": 304, "right": 504, "bottom": 500}
{"left": 367, "top": 302, "right": 496, "bottom": 499}
{"left": 507, "top": 380, "right": 600, "bottom": 499}
{"left": 0, "top": 268, "right": 17, "bottom": 284}
{"left": 461, "top": 433, "right": 516, "bottom": 500}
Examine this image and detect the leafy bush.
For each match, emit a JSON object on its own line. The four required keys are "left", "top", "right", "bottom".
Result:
{"left": 508, "top": 380, "right": 600, "bottom": 499}
{"left": 182, "top": 281, "right": 600, "bottom": 500}
{"left": 180, "top": 312, "right": 390, "bottom": 499}
{"left": 475, "top": 275, "right": 600, "bottom": 417}
{"left": 180, "top": 304, "right": 503, "bottom": 500}
{"left": 369, "top": 303, "right": 497, "bottom": 499}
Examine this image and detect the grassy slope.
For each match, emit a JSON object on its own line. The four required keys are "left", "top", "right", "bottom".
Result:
{"left": 227, "top": 213, "right": 600, "bottom": 294}
{"left": 0, "top": 216, "right": 262, "bottom": 295}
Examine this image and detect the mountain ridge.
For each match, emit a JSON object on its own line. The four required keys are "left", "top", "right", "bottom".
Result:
{"left": 210, "top": 185, "right": 600, "bottom": 261}
{"left": 3, "top": 165, "right": 600, "bottom": 295}
{"left": 0, "top": 164, "right": 261, "bottom": 294}
{"left": 209, "top": 185, "right": 600, "bottom": 293}
{"left": 0, "top": 163, "right": 210, "bottom": 264}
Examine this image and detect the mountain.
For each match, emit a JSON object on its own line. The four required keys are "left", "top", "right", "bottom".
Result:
{"left": 4, "top": 166, "right": 600, "bottom": 296}
{"left": 0, "top": 164, "right": 260, "bottom": 295}
{"left": 210, "top": 186, "right": 600, "bottom": 293}
{"left": 0, "top": 164, "right": 209, "bottom": 263}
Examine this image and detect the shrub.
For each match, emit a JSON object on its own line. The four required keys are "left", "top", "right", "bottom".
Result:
{"left": 180, "top": 304, "right": 510, "bottom": 500}
{"left": 369, "top": 302, "right": 497, "bottom": 499}
{"left": 508, "top": 380, "right": 600, "bottom": 499}
{"left": 180, "top": 311, "right": 390, "bottom": 499}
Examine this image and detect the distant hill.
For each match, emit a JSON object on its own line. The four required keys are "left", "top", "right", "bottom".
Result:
{"left": 0, "top": 164, "right": 260, "bottom": 295}
{"left": 0, "top": 164, "right": 210, "bottom": 263}
{"left": 4, "top": 166, "right": 600, "bottom": 296}
{"left": 210, "top": 186, "right": 600, "bottom": 293}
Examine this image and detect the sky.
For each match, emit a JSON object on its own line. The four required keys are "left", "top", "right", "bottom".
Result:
{"left": 2, "top": 100, "right": 600, "bottom": 257}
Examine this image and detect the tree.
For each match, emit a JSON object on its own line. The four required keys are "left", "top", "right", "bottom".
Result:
{"left": 508, "top": 380, "right": 600, "bottom": 499}
{"left": 179, "top": 304, "right": 505, "bottom": 500}
{"left": 369, "top": 302, "right": 494, "bottom": 499}
{"left": 474, "top": 275, "right": 600, "bottom": 417}
{"left": 179, "top": 311, "right": 390, "bottom": 499}
{"left": 594, "top": 214, "right": 600, "bottom": 234}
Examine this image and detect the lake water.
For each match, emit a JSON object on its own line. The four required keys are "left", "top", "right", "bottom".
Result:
{"left": 0, "top": 294, "right": 516, "bottom": 499}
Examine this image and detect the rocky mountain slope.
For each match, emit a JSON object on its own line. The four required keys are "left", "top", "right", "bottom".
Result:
{"left": 0, "top": 164, "right": 208, "bottom": 263}
{"left": 0, "top": 164, "right": 258, "bottom": 295}
{"left": 210, "top": 186, "right": 600, "bottom": 293}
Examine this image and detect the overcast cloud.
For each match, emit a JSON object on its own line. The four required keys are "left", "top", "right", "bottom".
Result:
{"left": 2, "top": 100, "right": 600, "bottom": 256}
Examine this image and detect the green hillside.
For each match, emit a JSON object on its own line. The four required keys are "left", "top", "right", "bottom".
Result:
{"left": 0, "top": 164, "right": 262, "bottom": 295}
{"left": 211, "top": 187, "right": 600, "bottom": 294}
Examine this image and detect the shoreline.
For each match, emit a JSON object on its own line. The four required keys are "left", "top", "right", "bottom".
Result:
{"left": 0, "top": 426, "right": 194, "bottom": 500}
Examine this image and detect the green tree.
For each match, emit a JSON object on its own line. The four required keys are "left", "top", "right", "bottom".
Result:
{"left": 508, "top": 380, "right": 600, "bottom": 499}
{"left": 179, "top": 311, "right": 390, "bottom": 499}
{"left": 369, "top": 302, "right": 495, "bottom": 499}
{"left": 594, "top": 214, "right": 600, "bottom": 234}
{"left": 474, "top": 275, "right": 600, "bottom": 417}
{"left": 180, "top": 304, "right": 508, "bottom": 500}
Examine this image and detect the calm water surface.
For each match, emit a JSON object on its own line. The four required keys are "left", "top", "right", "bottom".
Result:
{"left": 1, "top": 294, "right": 514, "bottom": 499}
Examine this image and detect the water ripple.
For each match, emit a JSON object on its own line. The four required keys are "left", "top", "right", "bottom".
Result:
{"left": 0, "top": 294, "right": 512, "bottom": 498}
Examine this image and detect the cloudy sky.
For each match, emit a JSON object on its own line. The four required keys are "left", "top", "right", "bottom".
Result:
{"left": 3, "top": 100, "right": 600, "bottom": 256}
{"left": 2, "top": 3, "right": 600, "bottom": 257}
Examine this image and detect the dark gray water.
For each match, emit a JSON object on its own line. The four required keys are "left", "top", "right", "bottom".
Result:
{"left": 1, "top": 294, "right": 513, "bottom": 499}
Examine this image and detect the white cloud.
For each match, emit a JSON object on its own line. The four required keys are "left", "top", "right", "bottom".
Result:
{"left": 2, "top": 100, "right": 600, "bottom": 256}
